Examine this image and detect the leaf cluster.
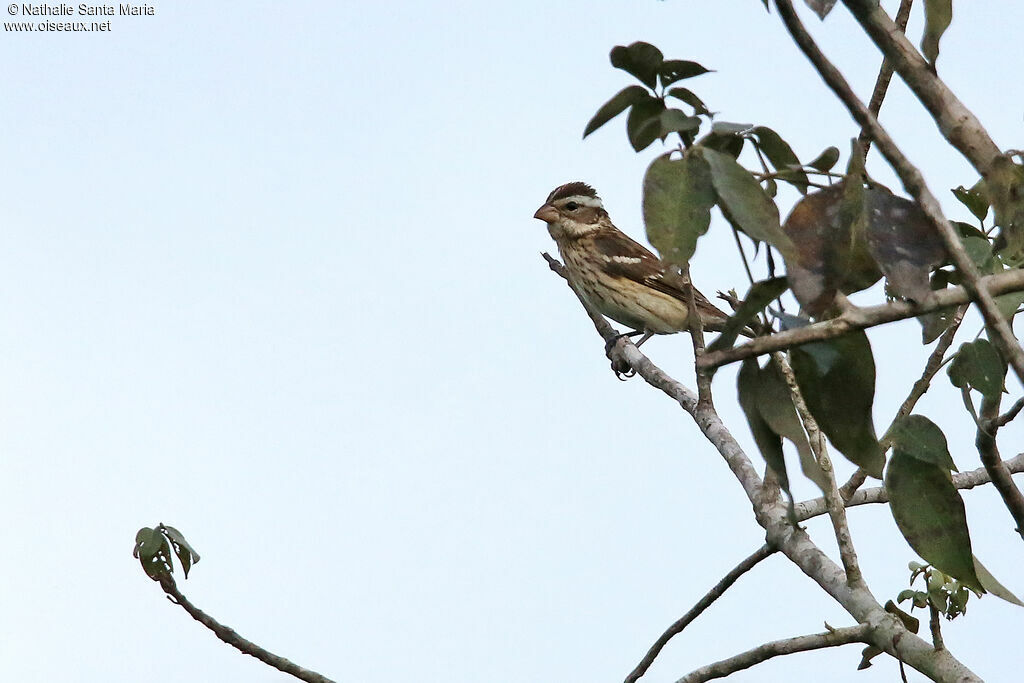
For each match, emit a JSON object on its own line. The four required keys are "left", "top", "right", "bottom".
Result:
{"left": 133, "top": 523, "right": 200, "bottom": 582}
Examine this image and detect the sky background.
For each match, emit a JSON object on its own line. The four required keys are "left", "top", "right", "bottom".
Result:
{"left": 2, "top": 1, "right": 1023, "bottom": 681}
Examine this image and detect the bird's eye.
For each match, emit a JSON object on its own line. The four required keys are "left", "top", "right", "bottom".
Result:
{"left": 565, "top": 201, "right": 579, "bottom": 211}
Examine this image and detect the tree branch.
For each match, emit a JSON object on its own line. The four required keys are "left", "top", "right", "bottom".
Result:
{"left": 840, "top": 0, "right": 1002, "bottom": 173}
{"left": 544, "top": 253, "right": 982, "bottom": 681}
{"left": 624, "top": 544, "right": 777, "bottom": 683}
{"left": 977, "top": 395, "right": 1024, "bottom": 540}
{"left": 674, "top": 624, "right": 871, "bottom": 683}
{"left": 774, "top": 0, "right": 1024, "bottom": 392}
{"left": 795, "top": 452, "right": 1024, "bottom": 522}
{"left": 856, "top": 0, "right": 914, "bottom": 161}
{"left": 158, "top": 575, "right": 336, "bottom": 683}
{"left": 697, "top": 269, "right": 1024, "bottom": 369}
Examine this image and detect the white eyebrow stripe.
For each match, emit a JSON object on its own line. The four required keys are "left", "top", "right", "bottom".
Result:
{"left": 560, "top": 195, "right": 603, "bottom": 208}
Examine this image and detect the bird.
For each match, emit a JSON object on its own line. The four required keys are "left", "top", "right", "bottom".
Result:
{"left": 534, "top": 181, "right": 737, "bottom": 347}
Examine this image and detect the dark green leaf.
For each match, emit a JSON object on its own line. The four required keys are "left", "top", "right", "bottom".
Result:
{"left": 952, "top": 184, "right": 989, "bottom": 222}
{"left": 886, "top": 449, "right": 982, "bottom": 590}
{"left": 805, "top": 0, "right": 838, "bottom": 20}
{"left": 666, "top": 87, "right": 710, "bottom": 116}
{"left": 706, "top": 277, "right": 788, "bottom": 354}
{"left": 659, "top": 59, "right": 711, "bottom": 88}
{"left": 960, "top": 235, "right": 995, "bottom": 272}
{"left": 948, "top": 339, "right": 1006, "bottom": 400}
{"left": 918, "top": 271, "right": 953, "bottom": 343}
{"left": 791, "top": 331, "right": 885, "bottom": 477}
{"left": 884, "top": 600, "right": 920, "bottom": 634}
{"left": 658, "top": 109, "right": 701, "bottom": 138}
{"left": 756, "top": 359, "right": 828, "bottom": 493}
{"left": 921, "top": 0, "right": 953, "bottom": 64}
{"left": 642, "top": 151, "right": 715, "bottom": 267}
{"left": 710, "top": 121, "right": 753, "bottom": 135}
{"left": 134, "top": 527, "right": 173, "bottom": 581}
{"left": 954, "top": 220, "right": 988, "bottom": 240}
{"left": 738, "top": 359, "right": 791, "bottom": 501}
{"left": 858, "top": 645, "right": 883, "bottom": 670}
{"left": 626, "top": 98, "right": 666, "bottom": 152}
{"left": 583, "top": 85, "right": 653, "bottom": 139}
{"left": 698, "top": 129, "right": 744, "bottom": 158}
{"left": 609, "top": 42, "right": 664, "bottom": 90}
{"left": 161, "top": 524, "right": 201, "bottom": 580}
{"left": 807, "top": 146, "right": 841, "bottom": 172}
{"left": 887, "top": 414, "right": 957, "bottom": 471}
{"left": 752, "top": 126, "right": 809, "bottom": 194}
{"left": 700, "top": 147, "right": 793, "bottom": 256}
{"left": 864, "top": 190, "right": 948, "bottom": 303}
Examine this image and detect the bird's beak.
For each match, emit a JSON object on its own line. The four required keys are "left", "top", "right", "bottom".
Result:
{"left": 534, "top": 203, "right": 559, "bottom": 223}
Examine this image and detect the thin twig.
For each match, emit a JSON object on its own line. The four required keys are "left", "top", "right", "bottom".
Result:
{"left": 994, "top": 396, "right": 1024, "bottom": 429}
{"left": 697, "top": 268, "right": 1024, "bottom": 369}
{"left": 795, "top": 453, "right": 1024, "bottom": 521}
{"left": 857, "top": 0, "right": 914, "bottom": 161}
{"left": 771, "top": 352, "right": 863, "bottom": 587}
{"left": 840, "top": 0, "right": 1002, "bottom": 172}
{"left": 674, "top": 624, "right": 871, "bottom": 683}
{"left": 158, "top": 575, "right": 335, "bottom": 683}
{"left": 977, "top": 395, "right": 1024, "bottom": 540}
{"left": 624, "top": 544, "right": 777, "bottom": 683}
{"left": 775, "top": 0, "right": 1024, "bottom": 392}
{"left": 683, "top": 265, "right": 713, "bottom": 408}
{"left": 929, "top": 603, "right": 945, "bottom": 651}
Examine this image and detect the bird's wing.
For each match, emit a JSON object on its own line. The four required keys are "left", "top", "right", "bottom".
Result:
{"left": 590, "top": 231, "right": 731, "bottom": 325}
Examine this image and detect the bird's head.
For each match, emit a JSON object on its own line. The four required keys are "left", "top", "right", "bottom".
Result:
{"left": 534, "top": 182, "right": 608, "bottom": 239}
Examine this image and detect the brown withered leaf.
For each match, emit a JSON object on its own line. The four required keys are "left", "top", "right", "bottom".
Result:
{"left": 864, "top": 190, "right": 948, "bottom": 303}
{"left": 781, "top": 183, "right": 881, "bottom": 317}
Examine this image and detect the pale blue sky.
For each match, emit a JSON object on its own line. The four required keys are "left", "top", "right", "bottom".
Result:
{"left": 2, "top": 2, "right": 1023, "bottom": 681}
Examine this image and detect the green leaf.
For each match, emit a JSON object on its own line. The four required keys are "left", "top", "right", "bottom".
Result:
{"left": 921, "top": 0, "right": 953, "bottom": 64}
{"left": 700, "top": 147, "right": 793, "bottom": 256}
{"left": 583, "top": 86, "right": 652, "bottom": 139}
{"left": 973, "top": 557, "right": 1024, "bottom": 606}
{"left": 807, "top": 146, "right": 840, "bottom": 172}
{"left": 790, "top": 331, "right": 885, "bottom": 477}
{"left": 666, "top": 87, "right": 710, "bottom": 116}
{"left": 659, "top": 59, "right": 711, "bottom": 88}
{"left": 738, "top": 359, "right": 792, "bottom": 501}
{"left": 609, "top": 42, "right": 664, "bottom": 90}
{"left": 887, "top": 414, "right": 957, "bottom": 471}
{"left": 752, "top": 126, "right": 809, "bottom": 194}
{"left": 642, "top": 151, "right": 715, "bottom": 267}
{"left": 161, "top": 524, "right": 201, "bottom": 580}
{"left": 952, "top": 183, "right": 989, "bottom": 222}
{"left": 948, "top": 339, "right": 1006, "bottom": 400}
{"left": 885, "top": 449, "right": 982, "bottom": 591}
{"left": 698, "top": 129, "right": 744, "bottom": 158}
{"left": 884, "top": 600, "right": 920, "bottom": 634}
{"left": 710, "top": 121, "right": 753, "bottom": 135}
{"left": 626, "top": 98, "right": 666, "bottom": 152}
{"left": 133, "top": 526, "right": 173, "bottom": 581}
{"left": 706, "top": 277, "right": 788, "bottom": 355}
{"left": 658, "top": 109, "right": 701, "bottom": 138}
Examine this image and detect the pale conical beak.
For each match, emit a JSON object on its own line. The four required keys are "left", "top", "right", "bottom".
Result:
{"left": 533, "top": 204, "right": 559, "bottom": 223}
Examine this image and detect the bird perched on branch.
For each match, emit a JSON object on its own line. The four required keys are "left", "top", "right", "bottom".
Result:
{"left": 534, "top": 181, "right": 735, "bottom": 347}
